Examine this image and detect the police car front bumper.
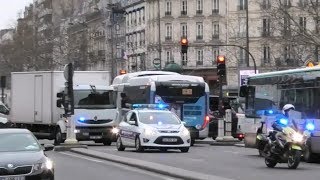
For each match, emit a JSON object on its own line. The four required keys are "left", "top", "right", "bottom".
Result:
{"left": 140, "top": 134, "right": 191, "bottom": 148}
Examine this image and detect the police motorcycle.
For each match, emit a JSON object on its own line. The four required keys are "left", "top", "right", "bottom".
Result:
{"left": 258, "top": 112, "right": 314, "bottom": 169}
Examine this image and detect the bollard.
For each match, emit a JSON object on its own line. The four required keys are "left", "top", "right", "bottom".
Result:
{"left": 64, "top": 116, "right": 78, "bottom": 144}
{"left": 216, "top": 109, "right": 238, "bottom": 142}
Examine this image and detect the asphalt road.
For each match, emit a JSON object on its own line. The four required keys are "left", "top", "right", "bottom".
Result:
{"left": 87, "top": 142, "right": 320, "bottom": 180}
{"left": 45, "top": 151, "right": 180, "bottom": 180}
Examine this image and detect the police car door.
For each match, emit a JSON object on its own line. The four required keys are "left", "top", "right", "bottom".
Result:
{"left": 120, "top": 112, "right": 133, "bottom": 146}
{"left": 127, "top": 112, "right": 140, "bottom": 146}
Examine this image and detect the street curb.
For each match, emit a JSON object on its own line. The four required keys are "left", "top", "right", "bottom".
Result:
{"left": 54, "top": 144, "right": 88, "bottom": 152}
{"left": 196, "top": 140, "right": 243, "bottom": 146}
{"left": 234, "top": 144, "right": 245, "bottom": 148}
{"left": 70, "top": 148, "right": 233, "bottom": 180}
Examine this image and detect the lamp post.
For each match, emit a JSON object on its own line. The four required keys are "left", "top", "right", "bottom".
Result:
{"left": 245, "top": 0, "right": 250, "bottom": 67}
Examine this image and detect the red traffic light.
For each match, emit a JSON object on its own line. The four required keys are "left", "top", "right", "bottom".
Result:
{"left": 180, "top": 38, "right": 188, "bottom": 45}
{"left": 217, "top": 55, "right": 225, "bottom": 63}
{"left": 119, "top": 69, "right": 127, "bottom": 75}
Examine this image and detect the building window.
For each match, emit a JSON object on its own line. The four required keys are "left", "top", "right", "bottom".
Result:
{"left": 138, "top": 10, "right": 141, "bottom": 25}
{"left": 263, "top": 45, "right": 271, "bottom": 63}
{"left": 238, "top": 0, "right": 247, "bottom": 10}
{"left": 166, "top": 51, "right": 172, "bottom": 63}
{"left": 165, "top": 0, "right": 172, "bottom": 15}
{"left": 196, "top": 0, "right": 203, "bottom": 15}
{"left": 283, "top": 17, "right": 291, "bottom": 35}
{"left": 126, "top": 15, "right": 129, "bottom": 26}
{"left": 130, "top": 13, "right": 133, "bottom": 26}
{"left": 298, "top": 0, "right": 307, "bottom": 7}
{"left": 165, "top": 23, "right": 172, "bottom": 40}
{"left": 181, "top": 0, "right": 188, "bottom": 15}
{"left": 261, "top": 0, "right": 271, "bottom": 9}
{"left": 137, "top": 33, "right": 141, "bottom": 46}
{"left": 239, "top": 48, "right": 246, "bottom": 65}
{"left": 262, "top": 18, "right": 270, "bottom": 37}
{"left": 213, "top": 22, "right": 219, "bottom": 39}
{"left": 316, "top": 18, "right": 320, "bottom": 34}
{"left": 142, "top": 8, "right": 145, "bottom": 24}
{"left": 141, "top": 31, "right": 145, "bottom": 45}
{"left": 213, "top": 0, "right": 219, "bottom": 14}
{"left": 283, "top": 0, "right": 291, "bottom": 7}
{"left": 181, "top": 23, "right": 188, "bottom": 37}
{"left": 196, "top": 22, "right": 203, "bottom": 40}
{"left": 299, "top": 17, "right": 307, "bottom": 33}
{"left": 182, "top": 53, "right": 188, "bottom": 65}
{"left": 133, "top": 11, "right": 137, "bottom": 25}
{"left": 197, "top": 49, "right": 204, "bottom": 65}
{"left": 212, "top": 48, "right": 219, "bottom": 65}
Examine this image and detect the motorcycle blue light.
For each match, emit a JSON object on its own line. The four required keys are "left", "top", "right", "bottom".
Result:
{"left": 306, "top": 123, "right": 315, "bottom": 131}
{"left": 267, "top": 110, "right": 274, "bottom": 114}
{"left": 279, "top": 118, "right": 288, "bottom": 125}
{"left": 79, "top": 117, "right": 85, "bottom": 122}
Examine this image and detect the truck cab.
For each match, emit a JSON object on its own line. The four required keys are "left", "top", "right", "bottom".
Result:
{"left": 55, "top": 85, "right": 117, "bottom": 145}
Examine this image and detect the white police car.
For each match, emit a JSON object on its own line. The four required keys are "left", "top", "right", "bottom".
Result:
{"left": 115, "top": 104, "right": 191, "bottom": 152}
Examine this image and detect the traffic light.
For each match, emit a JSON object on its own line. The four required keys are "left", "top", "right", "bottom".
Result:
{"left": 180, "top": 37, "right": 188, "bottom": 54}
{"left": 217, "top": 55, "right": 226, "bottom": 76}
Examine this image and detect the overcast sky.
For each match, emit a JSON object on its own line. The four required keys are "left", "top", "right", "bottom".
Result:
{"left": 0, "top": 0, "right": 33, "bottom": 29}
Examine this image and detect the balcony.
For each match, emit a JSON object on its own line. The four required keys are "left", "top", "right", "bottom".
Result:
{"left": 261, "top": 31, "right": 271, "bottom": 37}
{"left": 212, "top": 9, "right": 219, "bottom": 15}
{"left": 212, "top": 34, "right": 219, "bottom": 39}
{"left": 196, "top": 35, "right": 203, "bottom": 40}
{"left": 196, "top": 61, "right": 203, "bottom": 66}
{"left": 165, "top": 36, "right": 172, "bottom": 41}
{"left": 182, "top": 61, "right": 188, "bottom": 66}
{"left": 181, "top": 11, "right": 187, "bottom": 16}
{"left": 196, "top": 10, "right": 203, "bottom": 15}
{"left": 165, "top": 11, "right": 172, "bottom": 16}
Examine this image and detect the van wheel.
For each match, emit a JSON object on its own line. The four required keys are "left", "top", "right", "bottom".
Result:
{"left": 54, "top": 128, "right": 64, "bottom": 145}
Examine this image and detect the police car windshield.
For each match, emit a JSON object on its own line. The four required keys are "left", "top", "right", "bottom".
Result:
{"left": 139, "top": 112, "right": 181, "bottom": 125}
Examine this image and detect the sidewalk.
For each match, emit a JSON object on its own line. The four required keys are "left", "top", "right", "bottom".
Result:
{"left": 69, "top": 148, "right": 233, "bottom": 180}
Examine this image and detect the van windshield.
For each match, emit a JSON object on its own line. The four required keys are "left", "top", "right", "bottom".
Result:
{"left": 74, "top": 90, "right": 116, "bottom": 109}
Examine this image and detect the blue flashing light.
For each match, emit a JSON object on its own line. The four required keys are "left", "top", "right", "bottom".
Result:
{"left": 267, "top": 110, "right": 274, "bottom": 114}
{"left": 306, "top": 123, "right": 315, "bottom": 131}
{"left": 79, "top": 117, "right": 85, "bottom": 122}
{"left": 132, "top": 104, "right": 169, "bottom": 109}
{"left": 279, "top": 118, "right": 288, "bottom": 125}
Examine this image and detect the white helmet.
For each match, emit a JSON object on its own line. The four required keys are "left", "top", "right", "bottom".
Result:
{"left": 282, "top": 104, "right": 295, "bottom": 114}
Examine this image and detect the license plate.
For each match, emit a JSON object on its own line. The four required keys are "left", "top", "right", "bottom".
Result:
{"left": 90, "top": 136, "right": 102, "bottom": 139}
{"left": 182, "top": 89, "right": 192, "bottom": 95}
{"left": 0, "top": 177, "right": 25, "bottom": 180}
{"left": 162, "top": 138, "right": 178, "bottom": 142}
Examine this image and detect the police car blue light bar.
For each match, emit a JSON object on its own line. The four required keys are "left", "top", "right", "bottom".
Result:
{"left": 79, "top": 117, "right": 85, "bottom": 122}
{"left": 132, "top": 104, "right": 169, "bottom": 109}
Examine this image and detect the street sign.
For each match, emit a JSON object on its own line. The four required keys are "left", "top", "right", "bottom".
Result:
{"left": 64, "top": 63, "right": 74, "bottom": 81}
{"left": 153, "top": 58, "right": 161, "bottom": 68}
{"left": 239, "top": 70, "right": 258, "bottom": 86}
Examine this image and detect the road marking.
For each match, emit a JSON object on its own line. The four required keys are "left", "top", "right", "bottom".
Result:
{"left": 59, "top": 152, "right": 181, "bottom": 180}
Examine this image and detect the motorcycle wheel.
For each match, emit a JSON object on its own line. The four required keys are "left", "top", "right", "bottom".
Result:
{"left": 288, "top": 150, "right": 302, "bottom": 169}
{"left": 265, "top": 158, "right": 277, "bottom": 168}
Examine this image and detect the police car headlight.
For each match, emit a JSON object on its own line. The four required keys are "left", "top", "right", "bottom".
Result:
{"left": 144, "top": 128, "right": 157, "bottom": 136}
{"left": 112, "top": 127, "right": 119, "bottom": 134}
{"left": 292, "top": 133, "right": 303, "bottom": 142}
{"left": 33, "top": 159, "right": 53, "bottom": 172}
{"left": 181, "top": 128, "right": 190, "bottom": 136}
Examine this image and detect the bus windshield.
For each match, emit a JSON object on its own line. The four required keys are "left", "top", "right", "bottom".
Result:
{"left": 74, "top": 90, "right": 116, "bottom": 109}
{"left": 155, "top": 82, "right": 205, "bottom": 103}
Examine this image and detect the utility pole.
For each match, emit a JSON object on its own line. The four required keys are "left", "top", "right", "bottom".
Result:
{"left": 157, "top": 0, "right": 162, "bottom": 69}
{"left": 245, "top": 0, "right": 250, "bottom": 67}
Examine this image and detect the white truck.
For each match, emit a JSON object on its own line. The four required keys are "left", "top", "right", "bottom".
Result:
{"left": 10, "top": 71, "right": 118, "bottom": 145}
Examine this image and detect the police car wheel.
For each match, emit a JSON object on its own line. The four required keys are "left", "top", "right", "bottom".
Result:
{"left": 103, "top": 139, "right": 112, "bottom": 146}
{"left": 116, "top": 136, "right": 125, "bottom": 151}
{"left": 180, "top": 147, "right": 189, "bottom": 153}
{"left": 190, "top": 139, "right": 195, "bottom": 146}
{"left": 135, "top": 136, "right": 144, "bottom": 152}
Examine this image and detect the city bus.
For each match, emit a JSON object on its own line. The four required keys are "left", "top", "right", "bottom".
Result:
{"left": 111, "top": 71, "right": 210, "bottom": 145}
{"left": 239, "top": 66, "right": 320, "bottom": 161}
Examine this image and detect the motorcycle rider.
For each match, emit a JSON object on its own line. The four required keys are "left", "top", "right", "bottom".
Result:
{"left": 270, "top": 104, "right": 295, "bottom": 151}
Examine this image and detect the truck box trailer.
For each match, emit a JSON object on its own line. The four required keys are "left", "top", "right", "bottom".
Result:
{"left": 10, "top": 71, "right": 117, "bottom": 145}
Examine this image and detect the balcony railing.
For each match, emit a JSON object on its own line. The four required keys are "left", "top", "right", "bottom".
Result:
{"left": 262, "top": 31, "right": 270, "bottom": 37}
{"left": 196, "top": 61, "right": 203, "bottom": 65}
{"left": 181, "top": 11, "right": 187, "bottom": 15}
{"left": 165, "top": 11, "right": 172, "bottom": 16}
{"left": 212, "top": 34, "right": 219, "bottom": 39}
{"left": 212, "top": 9, "right": 219, "bottom": 14}
{"left": 196, "top": 35, "right": 203, "bottom": 40}
{"left": 165, "top": 36, "right": 172, "bottom": 41}
{"left": 196, "top": 10, "right": 203, "bottom": 15}
{"left": 182, "top": 61, "right": 188, "bottom": 66}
